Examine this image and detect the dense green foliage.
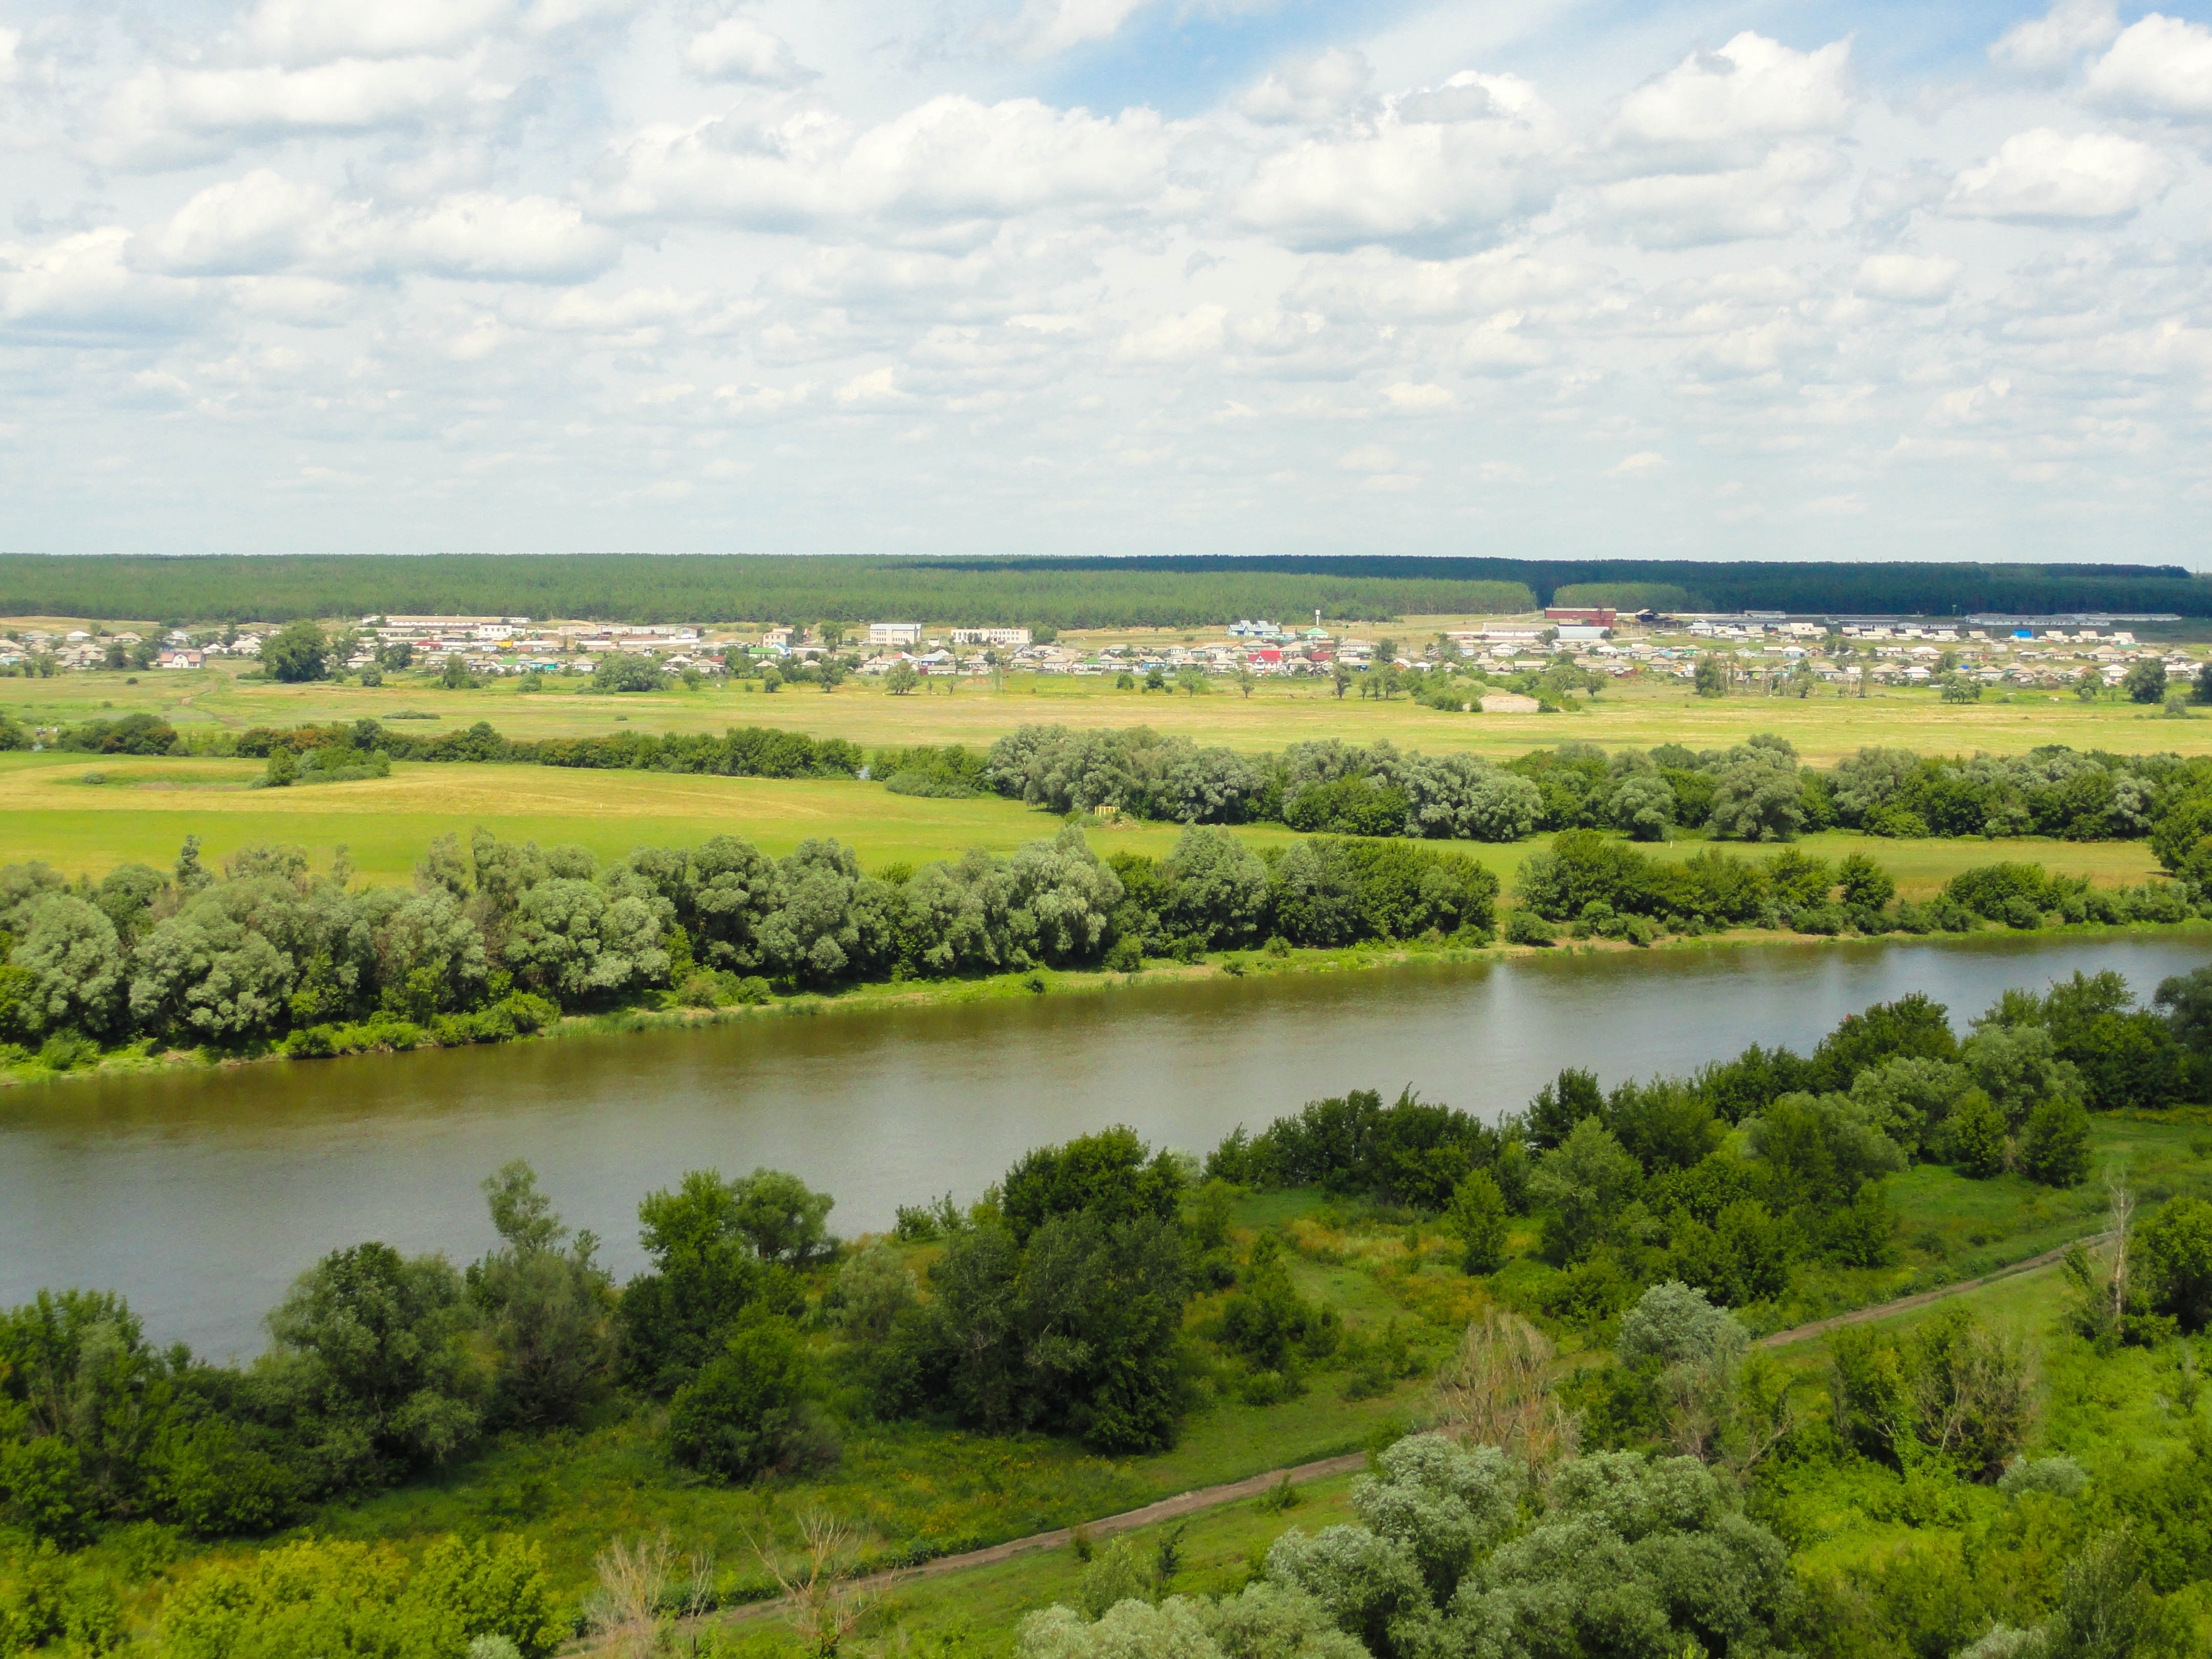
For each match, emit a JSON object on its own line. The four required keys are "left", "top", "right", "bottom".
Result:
{"left": 1206, "top": 979, "right": 2212, "bottom": 1335}
{"left": 157, "top": 1534, "right": 564, "bottom": 1659}
{"left": 1515, "top": 833, "right": 2202, "bottom": 941}
{"left": 988, "top": 726, "right": 2212, "bottom": 852}
{"left": 0, "top": 554, "right": 1536, "bottom": 627}
{"left": 4, "top": 552, "right": 2204, "bottom": 625}
{"left": 1027, "top": 1431, "right": 1798, "bottom": 1659}
{"left": 0, "top": 825, "right": 1497, "bottom": 1058}
{"left": 0, "top": 1168, "right": 620, "bottom": 1547}
{"left": 229, "top": 717, "right": 868, "bottom": 780}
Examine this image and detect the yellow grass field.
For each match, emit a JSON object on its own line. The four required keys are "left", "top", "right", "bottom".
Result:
{"left": 0, "top": 750, "right": 2166, "bottom": 895}
{"left": 9, "top": 660, "right": 2212, "bottom": 768}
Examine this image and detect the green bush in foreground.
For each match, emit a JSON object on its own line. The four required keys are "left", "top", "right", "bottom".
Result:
{"left": 159, "top": 1535, "right": 563, "bottom": 1659}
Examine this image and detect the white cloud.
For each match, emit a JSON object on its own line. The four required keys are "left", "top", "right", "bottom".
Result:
{"left": 1990, "top": 0, "right": 2120, "bottom": 76}
{"left": 510, "top": 286, "right": 696, "bottom": 333}
{"left": 242, "top": 0, "right": 513, "bottom": 65}
{"left": 145, "top": 171, "right": 618, "bottom": 282}
{"left": 2086, "top": 14, "right": 2212, "bottom": 119}
{"left": 95, "top": 55, "right": 495, "bottom": 168}
{"left": 0, "top": 228, "right": 207, "bottom": 335}
{"left": 522, "top": 0, "right": 648, "bottom": 33}
{"left": 7, "top": 0, "right": 2212, "bottom": 563}
{"left": 1239, "top": 49, "right": 1372, "bottom": 125}
{"left": 1459, "top": 313, "right": 1551, "bottom": 373}
{"left": 1381, "top": 381, "right": 1454, "bottom": 410}
{"left": 683, "top": 17, "right": 814, "bottom": 86}
{"left": 1235, "top": 73, "right": 1562, "bottom": 252}
{"left": 1854, "top": 161, "right": 1950, "bottom": 228}
{"left": 1945, "top": 127, "right": 2177, "bottom": 223}
{"left": 834, "top": 366, "right": 909, "bottom": 405}
{"left": 144, "top": 169, "right": 334, "bottom": 275}
{"left": 1607, "top": 33, "right": 1856, "bottom": 165}
{"left": 715, "top": 382, "right": 814, "bottom": 413}
{"left": 394, "top": 194, "right": 620, "bottom": 282}
{"left": 1855, "top": 252, "right": 1962, "bottom": 304}
{"left": 1930, "top": 378, "right": 2012, "bottom": 424}
{"left": 1584, "top": 143, "right": 1847, "bottom": 247}
{"left": 1338, "top": 441, "right": 1402, "bottom": 472}
{"left": 597, "top": 97, "right": 1175, "bottom": 228}
{"left": 1002, "top": 0, "right": 1159, "bottom": 59}
{"left": 1289, "top": 246, "right": 1590, "bottom": 322}
{"left": 1116, "top": 305, "right": 1226, "bottom": 363}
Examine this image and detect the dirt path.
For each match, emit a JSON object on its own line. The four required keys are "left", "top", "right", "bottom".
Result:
{"left": 703, "top": 1451, "right": 1368, "bottom": 1631}
{"left": 1755, "top": 1230, "right": 2102, "bottom": 1350}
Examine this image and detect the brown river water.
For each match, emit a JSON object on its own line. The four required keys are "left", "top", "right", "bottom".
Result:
{"left": 3, "top": 930, "right": 2206, "bottom": 1358}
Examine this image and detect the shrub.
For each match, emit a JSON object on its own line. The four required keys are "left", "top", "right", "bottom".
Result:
{"left": 1998, "top": 1454, "right": 2089, "bottom": 1497}
{"left": 1950, "top": 1089, "right": 2009, "bottom": 1178}
{"left": 158, "top": 1534, "right": 563, "bottom": 1659}
{"left": 2017, "top": 1097, "right": 2092, "bottom": 1187}
{"left": 1837, "top": 851, "right": 1897, "bottom": 909}
{"left": 665, "top": 1313, "right": 823, "bottom": 1482}
{"left": 1617, "top": 1280, "right": 1745, "bottom": 1370}
{"left": 1445, "top": 1171, "right": 1509, "bottom": 1275}
{"left": 1218, "top": 1236, "right": 1339, "bottom": 1369}
{"left": 2136, "top": 1196, "right": 2212, "bottom": 1333}
{"left": 1503, "top": 909, "right": 1555, "bottom": 947}
{"left": 1830, "top": 1308, "right": 2032, "bottom": 1480}
{"left": 1944, "top": 863, "right": 2055, "bottom": 921}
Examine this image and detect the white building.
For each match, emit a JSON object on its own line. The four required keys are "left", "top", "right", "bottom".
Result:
{"left": 868, "top": 622, "right": 924, "bottom": 647}
{"left": 949, "top": 626, "right": 1031, "bottom": 647}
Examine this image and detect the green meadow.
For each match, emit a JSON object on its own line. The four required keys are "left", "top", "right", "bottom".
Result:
{"left": 0, "top": 749, "right": 2170, "bottom": 896}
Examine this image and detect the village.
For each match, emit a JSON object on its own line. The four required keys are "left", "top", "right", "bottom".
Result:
{"left": 3, "top": 604, "right": 2205, "bottom": 700}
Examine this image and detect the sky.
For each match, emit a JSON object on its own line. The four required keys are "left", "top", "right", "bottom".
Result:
{"left": 2, "top": 0, "right": 2211, "bottom": 564}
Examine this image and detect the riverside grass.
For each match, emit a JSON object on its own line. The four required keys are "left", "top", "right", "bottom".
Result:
{"left": 0, "top": 749, "right": 2175, "bottom": 889}
{"left": 12, "top": 656, "right": 2212, "bottom": 768}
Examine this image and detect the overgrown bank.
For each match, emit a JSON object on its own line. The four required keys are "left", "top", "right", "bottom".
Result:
{"left": 5, "top": 802, "right": 2210, "bottom": 1083}
{"left": 7, "top": 967, "right": 2212, "bottom": 1655}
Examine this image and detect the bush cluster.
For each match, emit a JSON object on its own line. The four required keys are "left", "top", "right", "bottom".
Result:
{"left": 983, "top": 726, "right": 2212, "bottom": 847}
{"left": 0, "top": 825, "right": 1498, "bottom": 1059}
{"left": 1507, "top": 837, "right": 2205, "bottom": 943}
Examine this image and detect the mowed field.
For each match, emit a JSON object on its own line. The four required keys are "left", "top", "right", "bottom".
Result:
{"left": 0, "top": 750, "right": 2166, "bottom": 893}
{"left": 11, "top": 658, "right": 2212, "bottom": 768}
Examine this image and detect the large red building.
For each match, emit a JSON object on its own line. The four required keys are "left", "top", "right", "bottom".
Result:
{"left": 1544, "top": 607, "right": 1617, "bottom": 626}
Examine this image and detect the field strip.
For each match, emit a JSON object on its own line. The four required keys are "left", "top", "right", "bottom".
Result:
{"left": 1755, "top": 1230, "right": 2109, "bottom": 1350}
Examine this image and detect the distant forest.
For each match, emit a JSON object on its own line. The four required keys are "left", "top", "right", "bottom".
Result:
{"left": 0, "top": 552, "right": 2203, "bottom": 626}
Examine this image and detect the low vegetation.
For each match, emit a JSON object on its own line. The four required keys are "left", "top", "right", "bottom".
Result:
{"left": 26, "top": 715, "right": 2212, "bottom": 866}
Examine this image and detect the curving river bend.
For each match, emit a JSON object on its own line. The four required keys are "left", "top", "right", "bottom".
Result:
{"left": 4, "top": 930, "right": 2207, "bottom": 1358}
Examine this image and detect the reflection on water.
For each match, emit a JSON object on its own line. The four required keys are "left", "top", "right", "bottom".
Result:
{"left": 3, "top": 930, "right": 2206, "bottom": 1357}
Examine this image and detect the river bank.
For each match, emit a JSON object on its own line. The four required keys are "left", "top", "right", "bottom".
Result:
{"left": 7, "top": 911, "right": 2211, "bottom": 1094}
{"left": 7, "top": 923, "right": 2211, "bottom": 1357}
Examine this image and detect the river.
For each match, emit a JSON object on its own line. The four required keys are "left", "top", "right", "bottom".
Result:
{"left": 3, "top": 930, "right": 2207, "bottom": 1359}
